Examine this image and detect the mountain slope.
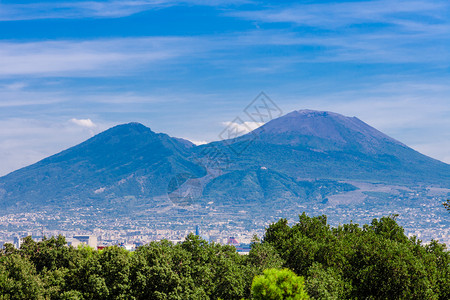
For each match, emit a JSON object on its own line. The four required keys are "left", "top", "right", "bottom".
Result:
{"left": 1, "top": 109, "right": 449, "bottom": 213}
{"left": 250, "top": 110, "right": 404, "bottom": 153}
{"left": 206, "top": 110, "right": 450, "bottom": 186}
{"left": 202, "top": 167, "right": 356, "bottom": 206}
{"left": 0, "top": 123, "right": 204, "bottom": 210}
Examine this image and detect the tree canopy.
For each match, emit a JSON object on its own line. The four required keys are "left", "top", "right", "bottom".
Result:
{"left": 251, "top": 268, "right": 309, "bottom": 300}
{"left": 0, "top": 214, "right": 448, "bottom": 299}
{"left": 264, "top": 213, "right": 450, "bottom": 299}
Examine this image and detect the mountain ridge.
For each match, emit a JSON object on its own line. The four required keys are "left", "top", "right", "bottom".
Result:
{"left": 1, "top": 109, "right": 449, "bottom": 212}
{"left": 0, "top": 122, "right": 205, "bottom": 210}
{"left": 208, "top": 109, "right": 450, "bottom": 186}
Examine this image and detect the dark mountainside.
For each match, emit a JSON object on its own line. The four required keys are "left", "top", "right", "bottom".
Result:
{"left": 0, "top": 122, "right": 205, "bottom": 210}
{"left": 1, "top": 110, "right": 450, "bottom": 211}
{"left": 206, "top": 110, "right": 450, "bottom": 185}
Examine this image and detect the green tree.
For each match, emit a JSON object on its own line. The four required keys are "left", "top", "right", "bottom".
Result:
{"left": 130, "top": 239, "right": 206, "bottom": 299}
{"left": 305, "top": 263, "right": 350, "bottom": 300}
{"left": 246, "top": 242, "right": 284, "bottom": 275}
{"left": 0, "top": 254, "right": 45, "bottom": 299}
{"left": 64, "top": 245, "right": 109, "bottom": 299}
{"left": 180, "top": 234, "right": 247, "bottom": 299}
{"left": 20, "top": 235, "right": 76, "bottom": 272}
{"left": 262, "top": 213, "right": 449, "bottom": 299}
{"left": 251, "top": 268, "right": 309, "bottom": 300}
{"left": 0, "top": 214, "right": 448, "bottom": 299}
{"left": 93, "top": 246, "right": 131, "bottom": 299}
{"left": 365, "top": 214, "right": 408, "bottom": 243}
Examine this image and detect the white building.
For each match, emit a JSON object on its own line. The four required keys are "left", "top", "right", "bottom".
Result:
{"left": 68, "top": 235, "right": 98, "bottom": 248}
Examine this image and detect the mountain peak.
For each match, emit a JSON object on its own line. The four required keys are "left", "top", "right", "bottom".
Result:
{"left": 105, "top": 122, "right": 152, "bottom": 135}
{"left": 0, "top": 120, "right": 203, "bottom": 208}
{"left": 287, "top": 109, "right": 346, "bottom": 118}
{"left": 250, "top": 109, "right": 403, "bottom": 153}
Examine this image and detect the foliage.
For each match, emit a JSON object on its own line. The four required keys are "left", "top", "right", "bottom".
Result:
{"left": 251, "top": 268, "right": 309, "bottom": 300}
{"left": 305, "top": 263, "right": 350, "bottom": 300}
{"left": 263, "top": 213, "right": 450, "bottom": 299}
{"left": 0, "top": 215, "right": 449, "bottom": 299}
{"left": 0, "top": 253, "right": 45, "bottom": 299}
{"left": 444, "top": 199, "right": 450, "bottom": 211}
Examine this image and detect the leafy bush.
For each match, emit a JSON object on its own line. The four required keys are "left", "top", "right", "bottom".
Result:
{"left": 251, "top": 268, "right": 309, "bottom": 300}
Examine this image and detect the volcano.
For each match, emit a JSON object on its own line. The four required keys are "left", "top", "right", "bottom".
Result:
{"left": 1, "top": 110, "right": 449, "bottom": 211}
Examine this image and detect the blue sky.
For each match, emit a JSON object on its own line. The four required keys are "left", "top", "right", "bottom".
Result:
{"left": 0, "top": 0, "right": 449, "bottom": 175}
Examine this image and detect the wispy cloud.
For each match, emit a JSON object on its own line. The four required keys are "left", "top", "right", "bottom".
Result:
{"left": 0, "top": 86, "right": 173, "bottom": 111}
{"left": 226, "top": 1, "right": 450, "bottom": 65}
{"left": 0, "top": 88, "right": 64, "bottom": 107}
{"left": 229, "top": 31, "right": 450, "bottom": 65}
{"left": 230, "top": 0, "right": 450, "bottom": 31}
{"left": 1, "top": 27, "right": 448, "bottom": 81}
{"left": 0, "top": 0, "right": 249, "bottom": 21}
{"left": 3, "top": 82, "right": 27, "bottom": 91}
{"left": 0, "top": 37, "right": 198, "bottom": 77}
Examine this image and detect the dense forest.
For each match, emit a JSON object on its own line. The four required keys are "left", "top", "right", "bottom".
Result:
{"left": 1, "top": 214, "right": 449, "bottom": 299}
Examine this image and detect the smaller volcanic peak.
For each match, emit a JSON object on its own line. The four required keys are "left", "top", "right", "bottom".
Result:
{"left": 109, "top": 122, "right": 152, "bottom": 132}
{"left": 77, "top": 122, "right": 156, "bottom": 146}
{"left": 0, "top": 122, "right": 204, "bottom": 209}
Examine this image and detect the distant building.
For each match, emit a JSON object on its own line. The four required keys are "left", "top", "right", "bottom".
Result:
{"left": 195, "top": 225, "right": 200, "bottom": 236}
{"left": 236, "top": 243, "right": 251, "bottom": 255}
{"left": 227, "top": 236, "right": 239, "bottom": 246}
{"left": 13, "top": 236, "right": 23, "bottom": 249}
{"left": 227, "top": 237, "right": 250, "bottom": 254}
{"left": 68, "top": 235, "right": 98, "bottom": 248}
{"left": 119, "top": 243, "right": 136, "bottom": 251}
{"left": 194, "top": 225, "right": 210, "bottom": 241}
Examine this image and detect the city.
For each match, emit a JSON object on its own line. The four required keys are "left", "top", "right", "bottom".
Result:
{"left": 1, "top": 185, "right": 448, "bottom": 250}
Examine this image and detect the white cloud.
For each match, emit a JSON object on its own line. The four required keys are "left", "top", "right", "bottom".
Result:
{"left": 221, "top": 121, "right": 264, "bottom": 136}
{"left": 0, "top": 86, "right": 172, "bottom": 109}
{"left": 4, "top": 82, "right": 27, "bottom": 91}
{"left": 230, "top": 0, "right": 449, "bottom": 31}
{"left": 70, "top": 118, "right": 97, "bottom": 128}
{"left": 224, "top": 0, "right": 450, "bottom": 65}
{"left": 0, "top": 0, "right": 249, "bottom": 21}
{"left": 188, "top": 140, "right": 208, "bottom": 145}
{"left": 1, "top": 26, "right": 448, "bottom": 81}
{"left": 0, "top": 1, "right": 170, "bottom": 21}
{"left": 0, "top": 88, "right": 64, "bottom": 107}
{"left": 0, "top": 37, "right": 195, "bottom": 77}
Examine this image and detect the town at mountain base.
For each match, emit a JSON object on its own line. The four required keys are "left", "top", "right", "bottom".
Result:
{"left": 0, "top": 110, "right": 449, "bottom": 245}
